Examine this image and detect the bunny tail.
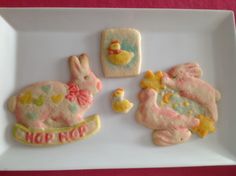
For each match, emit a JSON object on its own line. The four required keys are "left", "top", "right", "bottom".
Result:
{"left": 8, "top": 96, "right": 16, "bottom": 113}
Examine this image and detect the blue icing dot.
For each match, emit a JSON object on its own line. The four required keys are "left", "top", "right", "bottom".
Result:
{"left": 69, "top": 103, "right": 78, "bottom": 113}
{"left": 26, "top": 112, "right": 37, "bottom": 120}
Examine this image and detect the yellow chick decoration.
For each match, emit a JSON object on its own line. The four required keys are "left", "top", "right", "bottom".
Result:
{"left": 191, "top": 114, "right": 216, "bottom": 138}
{"left": 140, "top": 70, "right": 165, "bottom": 92}
{"left": 112, "top": 88, "right": 134, "bottom": 113}
{"left": 108, "top": 40, "right": 134, "bottom": 65}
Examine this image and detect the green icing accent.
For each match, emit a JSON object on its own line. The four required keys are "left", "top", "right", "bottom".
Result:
{"left": 33, "top": 95, "right": 45, "bottom": 106}
{"left": 69, "top": 103, "right": 78, "bottom": 113}
{"left": 41, "top": 85, "right": 51, "bottom": 94}
{"left": 26, "top": 112, "right": 37, "bottom": 120}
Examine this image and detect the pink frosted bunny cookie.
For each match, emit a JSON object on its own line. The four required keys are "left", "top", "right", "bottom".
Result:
{"left": 136, "top": 63, "right": 221, "bottom": 146}
{"left": 8, "top": 54, "right": 102, "bottom": 146}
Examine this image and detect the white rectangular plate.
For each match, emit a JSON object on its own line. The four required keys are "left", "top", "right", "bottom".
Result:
{"left": 0, "top": 8, "right": 236, "bottom": 170}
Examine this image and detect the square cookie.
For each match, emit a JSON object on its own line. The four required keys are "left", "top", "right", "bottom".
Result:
{"left": 100, "top": 28, "right": 141, "bottom": 77}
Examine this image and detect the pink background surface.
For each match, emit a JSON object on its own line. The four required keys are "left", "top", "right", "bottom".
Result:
{"left": 1, "top": 0, "right": 236, "bottom": 175}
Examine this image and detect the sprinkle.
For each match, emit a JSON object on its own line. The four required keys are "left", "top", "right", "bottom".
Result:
{"left": 173, "top": 103, "right": 179, "bottom": 109}
{"left": 188, "top": 110, "right": 193, "bottom": 115}
{"left": 183, "top": 101, "right": 190, "bottom": 107}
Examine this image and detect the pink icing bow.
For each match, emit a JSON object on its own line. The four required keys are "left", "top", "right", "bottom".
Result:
{"left": 65, "top": 83, "right": 92, "bottom": 106}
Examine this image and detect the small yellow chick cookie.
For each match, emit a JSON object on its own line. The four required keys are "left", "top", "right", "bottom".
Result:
{"left": 112, "top": 88, "right": 134, "bottom": 113}
{"left": 191, "top": 114, "right": 216, "bottom": 138}
{"left": 140, "top": 70, "right": 164, "bottom": 92}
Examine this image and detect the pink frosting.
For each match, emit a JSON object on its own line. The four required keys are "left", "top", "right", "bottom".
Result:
{"left": 65, "top": 83, "right": 92, "bottom": 107}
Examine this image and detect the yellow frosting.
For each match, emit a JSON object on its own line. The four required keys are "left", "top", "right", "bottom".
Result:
{"left": 112, "top": 100, "right": 133, "bottom": 113}
{"left": 108, "top": 51, "right": 133, "bottom": 65}
{"left": 140, "top": 70, "right": 164, "bottom": 92}
{"left": 51, "top": 94, "right": 64, "bottom": 104}
{"left": 19, "top": 91, "right": 32, "bottom": 105}
{"left": 191, "top": 114, "right": 216, "bottom": 138}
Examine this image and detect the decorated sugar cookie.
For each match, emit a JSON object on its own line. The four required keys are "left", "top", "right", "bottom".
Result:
{"left": 8, "top": 53, "right": 102, "bottom": 146}
{"left": 101, "top": 28, "right": 141, "bottom": 77}
{"left": 111, "top": 88, "right": 133, "bottom": 113}
{"left": 136, "top": 63, "right": 221, "bottom": 146}
{"left": 13, "top": 114, "right": 100, "bottom": 146}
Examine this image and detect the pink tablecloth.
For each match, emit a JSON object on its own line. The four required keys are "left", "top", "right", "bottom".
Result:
{"left": 0, "top": 0, "right": 235, "bottom": 11}
{"left": 1, "top": 0, "right": 236, "bottom": 175}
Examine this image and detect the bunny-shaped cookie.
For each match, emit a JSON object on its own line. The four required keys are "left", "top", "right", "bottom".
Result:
{"left": 8, "top": 53, "right": 102, "bottom": 130}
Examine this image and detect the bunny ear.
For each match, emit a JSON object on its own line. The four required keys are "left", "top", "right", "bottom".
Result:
{"left": 79, "top": 53, "right": 90, "bottom": 70}
{"left": 69, "top": 55, "right": 81, "bottom": 78}
{"left": 184, "top": 63, "right": 203, "bottom": 78}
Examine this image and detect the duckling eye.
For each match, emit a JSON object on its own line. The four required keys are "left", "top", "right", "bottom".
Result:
{"left": 115, "top": 92, "right": 121, "bottom": 96}
{"left": 84, "top": 75, "right": 89, "bottom": 80}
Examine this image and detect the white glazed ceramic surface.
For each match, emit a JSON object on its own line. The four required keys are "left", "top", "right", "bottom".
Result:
{"left": 0, "top": 9, "right": 236, "bottom": 170}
